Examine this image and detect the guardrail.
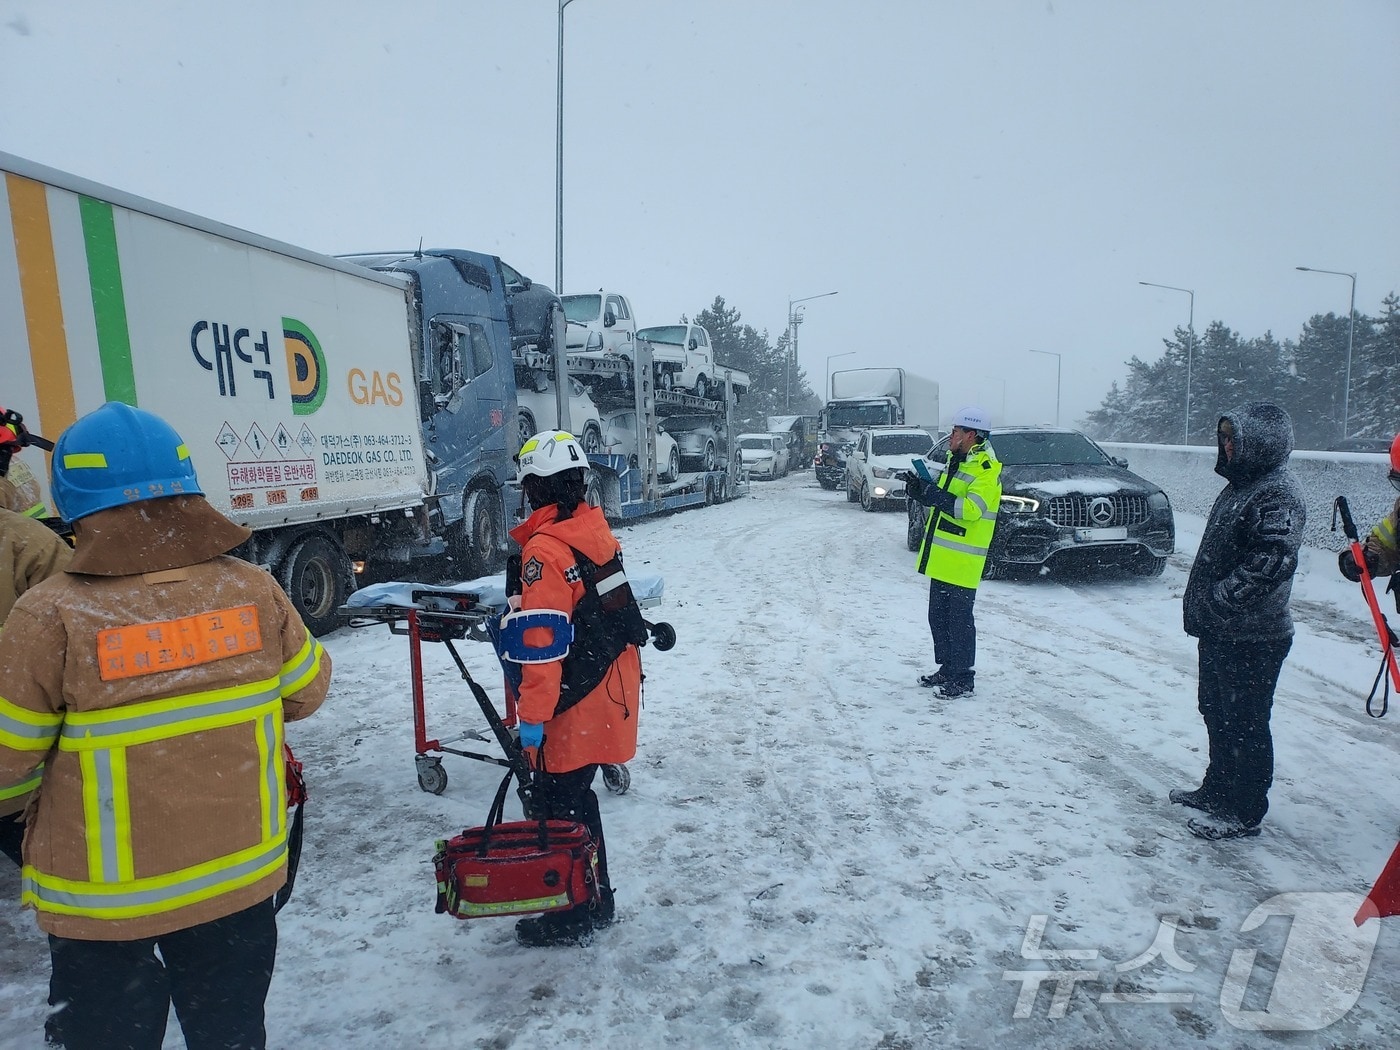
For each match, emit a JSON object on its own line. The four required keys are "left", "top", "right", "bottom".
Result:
{"left": 1098, "top": 442, "right": 1395, "bottom": 553}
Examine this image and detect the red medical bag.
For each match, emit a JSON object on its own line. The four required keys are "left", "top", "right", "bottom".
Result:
{"left": 433, "top": 769, "right": 599, "bottom": 920}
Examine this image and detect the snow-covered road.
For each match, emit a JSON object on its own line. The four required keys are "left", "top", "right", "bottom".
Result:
{"left": 3, "top": 471, "right": 1398, "bottom": 1048}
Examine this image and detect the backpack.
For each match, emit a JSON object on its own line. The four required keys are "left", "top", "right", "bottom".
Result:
{"left": 554, "top": 545, "right": 647, "bottom": 716}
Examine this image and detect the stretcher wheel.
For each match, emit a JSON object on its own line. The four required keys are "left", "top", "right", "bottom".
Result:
{"left": 417, "top": 758, "right": 448, "bottom": 795}
{"left": 647, "top": 621, "right": 677, "bottom": 651}
{"left": 601, "top": 763, "right": 630, "bottom": 795}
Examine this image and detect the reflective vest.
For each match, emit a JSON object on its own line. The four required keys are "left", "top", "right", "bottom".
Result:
{"left": 916, "top": 443, "right": 1002, "bottom": 588}
{"left": 5, "top": 635, "right": 323, "bottom": 923}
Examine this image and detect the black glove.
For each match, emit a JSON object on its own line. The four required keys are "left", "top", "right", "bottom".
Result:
{"left": 1339, "top": 549, "right": 1363, "bottom": 582}
{"left": 1339, "top": 547, "right": 1380, "bottom": 583}
{"left": 900, "top": 471, "right": 926, "bottom": 500}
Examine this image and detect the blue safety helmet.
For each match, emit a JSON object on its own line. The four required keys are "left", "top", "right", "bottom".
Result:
{"left": 51, "top": 402, "right": 203, "bottom": 522}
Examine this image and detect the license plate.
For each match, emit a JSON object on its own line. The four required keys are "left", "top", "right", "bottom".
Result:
{"left": 1075, "top": 527, "right": 1128, "bottom": 542}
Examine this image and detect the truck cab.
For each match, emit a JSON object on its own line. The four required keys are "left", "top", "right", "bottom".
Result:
{"left": 340, "top": 249, "right": 529, "bottom": 575}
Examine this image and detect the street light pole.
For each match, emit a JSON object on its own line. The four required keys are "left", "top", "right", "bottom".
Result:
{"left": 1138, "top": 281, "right": 1194, "bottom": 444}
{"left": 1296, "top": 266, "right": 1357, "bottom": 439}
{"left": 786, "top": 290, "right": 839, "bottom": 412}
{"left": 1028, "top": 350, "right": 1062, "bottom": 427}
{"left": 555, "top": 0, "right": 580, "bottom": 293}
{"left": 825, "top": 350, "right": 856, "bottom": 402}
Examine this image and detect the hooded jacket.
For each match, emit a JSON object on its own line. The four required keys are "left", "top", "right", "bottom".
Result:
{"left": 509, "top": 501, "right": 641, "bottom": 774}
{"left": 0, "top": 495, "right": 331, "bottom": 940}
{"left": 1183, "top": 402, "right": 1305, "bottom": 642}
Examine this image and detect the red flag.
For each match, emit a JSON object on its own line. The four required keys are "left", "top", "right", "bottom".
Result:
{"left": 1356, "top": 841, "right": 1400, "bottom": 925}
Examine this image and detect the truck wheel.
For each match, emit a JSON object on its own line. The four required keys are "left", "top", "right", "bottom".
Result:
{"left": 664, "top": 447, "right": 679, "bottom": 481}
{"left": 456, "top": 488, "right": 504, "bottom": 579}
{"left": 703, "top": 440, "right": 716, "bottom": 472}
{"left": 585, "top": 474, "right": 604, "bottom": 510}
{"left": 517, "top": 409, "right": 537, "bottom": 448}
{"left": 278, "top": 534, "right": 350, "bottom": 637}
{"left": 693, "top": 374, "right": 709, "bottom": 399}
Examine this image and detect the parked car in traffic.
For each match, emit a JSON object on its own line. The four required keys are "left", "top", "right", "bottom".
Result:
{"left": 516, "top": 375, "right": 603, "bottom": 453}
{"left": 600, "top": 409, "right": 681, "bottom": 481}
{"left": 905, "top": 426, "right": 1175, "bottom": 577}
{"left": 737, "top": 433, "right": 790, "bottom": 479}
{"left": 670, "top": 418, "right": 721, "bottom": 472}
{"left": 635, "top": 323, "right": 719, "bottom": 398}
{"left": 562, "top": 291, "right": 637, "bottom": 357}
{"left": 846, "top": 426, "right": 934, "bottom": 511}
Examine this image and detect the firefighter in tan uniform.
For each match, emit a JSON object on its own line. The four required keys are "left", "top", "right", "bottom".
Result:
{"left": 0, "top": 507, "right": 73, "bottom": 866}
{"left": 0, "top": 402, "right": 331, "bottom": 1050}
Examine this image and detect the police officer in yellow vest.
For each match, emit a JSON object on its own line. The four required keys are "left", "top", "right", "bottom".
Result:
{"left": 901, "top": 406, "right": 1002, "bottom": 698}
{"left": 0, "top": 402, "right": 331, "bottom": 1050}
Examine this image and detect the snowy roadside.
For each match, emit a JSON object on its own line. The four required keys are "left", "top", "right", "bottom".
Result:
{"left": 2, "top": 473, "right": 1398, "bottom": 1049}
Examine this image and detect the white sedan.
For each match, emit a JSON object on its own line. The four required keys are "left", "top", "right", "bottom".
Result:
{"left": 601, "top": 410, "right": 681, "bottom": 481}
{"left": 737, "top": 433, "right": 790, "bottom": 478}
{"left": 516, "top": 376, "right": 602, "bottom": 453}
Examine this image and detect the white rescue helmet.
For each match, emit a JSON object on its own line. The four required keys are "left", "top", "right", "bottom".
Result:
{"left": 517, "top": 430, "right": 590, "bottom": 482}
{"left": 952, "top": 405, "right": 990, "bottom": 431}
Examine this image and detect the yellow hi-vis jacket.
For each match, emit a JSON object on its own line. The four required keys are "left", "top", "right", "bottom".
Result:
{"left": 0, "top": 555, "right": 330, "bottom": 940}
{"left": 916, "top": 443, "right": 1003, "bottom": 589}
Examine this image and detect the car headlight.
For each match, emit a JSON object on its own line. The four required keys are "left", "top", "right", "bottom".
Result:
{"left": 1001, "top": 494, "right": 1040, "bottom": 514}
{"left": 1148, "top": 491, "right": 1171, "bottom": 511}
{"left": 873, "top": 466, "right": 894, "bottom": 479}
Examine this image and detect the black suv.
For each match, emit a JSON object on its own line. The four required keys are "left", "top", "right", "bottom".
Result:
{"left": 906, "top": 427, "right": 1175, "bottom": 578}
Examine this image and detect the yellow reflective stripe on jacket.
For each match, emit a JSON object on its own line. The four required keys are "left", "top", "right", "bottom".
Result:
{"left": 21, "top": 832, "right": 287, "bottom": 920}
{"left": 81, "top": 748, "right": 134, "bottom": 883}
{"left": 0, "top": 764, "right": 42, "bottom": 801}
{"left": 1374, "top": 515, "right": 1397, "bottom": 557}
{"left": 33, "top": 673, "right": 291, "bottom": 919}
{"left": 59, "top": 679, "right": 282, "bottom": 751}
{"left": 257, "top": 708, "right": 284, "bottom": 842}
{"left": 280, "top": 635, "right": 325, "bottom": 695}
{"left": 0, "top": 695, "right": 63, "bottom": 750}
{"left": 22, "top": 500, "right": 45, "bottom": 518}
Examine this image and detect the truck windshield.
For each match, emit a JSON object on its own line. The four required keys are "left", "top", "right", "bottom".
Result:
{"left": 562, "top": 295, "right": 600, "bottom": 322}
{"left": 872, "top": 433, "right": 933, "bottom": 456}
{"left": 637, "top": 325, "right": 687, "bottom": 346}
{"left": 827, "top": 404, "right": 893, "bottom": 427}
{"left": 991, "top": 431, "right": 1111, "bottom": 466}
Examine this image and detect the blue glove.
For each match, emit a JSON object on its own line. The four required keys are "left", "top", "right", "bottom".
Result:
{"left": 518, "top": 721, "right": 544, "bottom": 749}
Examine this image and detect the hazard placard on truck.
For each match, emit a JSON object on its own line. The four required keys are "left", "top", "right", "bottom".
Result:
{"left": 0, "top": 151, "right": 427, "bottom": 530}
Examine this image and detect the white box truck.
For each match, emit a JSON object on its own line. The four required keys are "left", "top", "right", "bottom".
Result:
{"left": 814, "top": 367, "right": 939, "bottom": 488}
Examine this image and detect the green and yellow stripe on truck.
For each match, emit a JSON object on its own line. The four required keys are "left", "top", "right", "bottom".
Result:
{"left": 4, "top": 171, "right": 138, "bottom": 435}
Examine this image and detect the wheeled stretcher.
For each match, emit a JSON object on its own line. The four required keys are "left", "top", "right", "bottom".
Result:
{"left": 338, "top": 573, "right": 669, "bottom": 797}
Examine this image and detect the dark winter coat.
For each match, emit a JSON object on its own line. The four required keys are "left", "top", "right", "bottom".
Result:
{"left": 1183, "top": 402, "right": 1305, "bottom": 642}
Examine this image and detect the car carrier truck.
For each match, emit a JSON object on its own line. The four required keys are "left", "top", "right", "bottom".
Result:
{"left": 0, "top": 152, "right": 745, "bottom": 633}
{"left": 814, "top": 367, "right": 939, "bottom": 489}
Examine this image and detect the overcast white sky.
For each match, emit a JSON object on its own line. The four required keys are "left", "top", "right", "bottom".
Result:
{"left": 2, "top": 0, "right": 1397, "bottom": 427}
